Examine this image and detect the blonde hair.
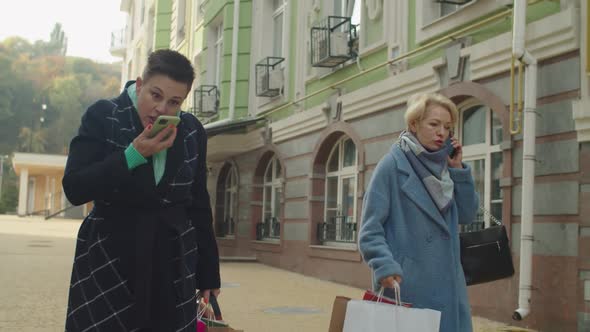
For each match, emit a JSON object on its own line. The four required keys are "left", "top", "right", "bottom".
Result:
{"left": 404, "top": 93, "right": 458, "bottom": 130}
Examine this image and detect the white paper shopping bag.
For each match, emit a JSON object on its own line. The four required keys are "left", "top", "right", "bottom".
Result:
{"left": 342, "top": 283, "right": 441, "bottom": 332}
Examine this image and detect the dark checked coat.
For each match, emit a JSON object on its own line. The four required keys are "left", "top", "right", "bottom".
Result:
{"left": 63, "top": 81, "right": 220, "bottom": 332}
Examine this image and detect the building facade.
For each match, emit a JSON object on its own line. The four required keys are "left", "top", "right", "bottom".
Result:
{"left": 12, "top": 153, "right": 87, "bottom": 219}
{"left": 113, "top": 0, "right": 590, "bottom": 330}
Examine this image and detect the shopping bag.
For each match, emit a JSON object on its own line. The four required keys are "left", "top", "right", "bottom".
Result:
{"left": 328, "top": 296, "right": 351, "bottom": 332}
{"left": 343, "top": 283, "right": 441, "bottom": 332}
{"left": 197, "top": 319, "right": 207, "bottom": 332}
{"left": 197, "top": 293, "right": 237, "bottom": 330}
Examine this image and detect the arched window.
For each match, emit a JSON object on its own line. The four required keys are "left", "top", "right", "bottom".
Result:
{"left": 260, "top": 155, "right": 282, "bottom": 239}
{"left": 215, "top": 163, "right": 238, "bottom": 237}
{"left": 458, "top": 101, "right": 504, "bottom": 228}
{"left": 222, "top": 165, "right": 237, "bottom": 236}
{"left": 321, "top": 136, "right": 358, "bottom": 244}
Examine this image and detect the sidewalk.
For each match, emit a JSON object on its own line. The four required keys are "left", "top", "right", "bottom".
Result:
{"left": 217, "top": 262, "right": 517, "bottom": 332}
{"left": 0, "top": 214, "right": 81, "bottom": 239}
{"left": 0, "top": 214, "right": 522, "bottom": 331}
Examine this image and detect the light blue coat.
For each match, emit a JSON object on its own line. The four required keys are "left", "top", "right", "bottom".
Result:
{"left": 359, "top": 144, "right": 479, "bottom": 332}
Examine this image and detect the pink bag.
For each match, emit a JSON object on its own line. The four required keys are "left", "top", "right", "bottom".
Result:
{"left": 197, "top": 319, "right": 207, "bottom": 332}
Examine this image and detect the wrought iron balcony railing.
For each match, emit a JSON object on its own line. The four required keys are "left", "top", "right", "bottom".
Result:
{"left": 317, "top": 216, "right": 357, "bottom": 243}
{"left": 192, "top": 85, "right": 219, "bottom": 117}
{"left": 109, "top": 28, "right": 126, "bottom": 56}
{"left": 215, "top": 218, "right": 235, "bottom": 237}
{"left": 255, "top": 56, "right": 285, "bottom": 97}
{"left": 256, "top": 217, "right": 280, "bottom": 240}
{"left": 310, "top": 16, "right": 357, "bottom": 68}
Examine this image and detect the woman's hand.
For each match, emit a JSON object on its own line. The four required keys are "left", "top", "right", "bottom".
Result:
{"left": 447, "top": 136, "right": 464, "bottom": 169}
{"left": 380, "top": 275, "right": 402, "bottom": 289}
{"left": 132, "top": 124, "right": 177, "bottom": 158}
{"left": 200, "top": 288, "right": 221, "bottom": 300}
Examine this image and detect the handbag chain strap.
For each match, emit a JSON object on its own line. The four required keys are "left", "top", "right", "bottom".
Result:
{"left": 479, "top": 202, "right": 502, "bottom": 227}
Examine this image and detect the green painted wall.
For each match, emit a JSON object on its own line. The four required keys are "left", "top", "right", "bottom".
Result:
{"left": 155, "top": 0, "right": 172, "bottom": 49}
{"left": 202, "top": 0, "right": 252, "bottom": 120}
{"left": 265, "top": 1, "right": 563, "bottom": 123}
{"left": 407, "top": 0, "right": 561, "bottom": 68}
{"left": 304, "top": 48, "right": 388, "bottom": 111}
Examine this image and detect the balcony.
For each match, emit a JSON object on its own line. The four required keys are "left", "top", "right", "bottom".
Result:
{"left": 310, "top": 16, "right": 356, "bottom": 68}
{"left": 317, "top": 216, "right": 357, "bottom": 244}
{"left": 191, "top": 85, "right": 219, "bottom": 117}
{"left": 255, "top": 57, "right": 285, "bottom": 98}
{"left": 109, "top": 28, "right": 126, "bottom": 57}
{"left": 256, "top": 217, "right": 280, "bottom": 240}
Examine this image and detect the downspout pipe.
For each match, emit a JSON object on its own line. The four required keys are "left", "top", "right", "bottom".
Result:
{"left": 512, "top": 0, "right": 537, "bottom": 321}
{"left": 228, "top": 0, "right": 241, "bottom": 120}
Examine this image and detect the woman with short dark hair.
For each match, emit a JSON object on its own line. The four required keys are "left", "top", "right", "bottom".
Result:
{"left": 63, "top": 49, "right": 220, "bottom": 331}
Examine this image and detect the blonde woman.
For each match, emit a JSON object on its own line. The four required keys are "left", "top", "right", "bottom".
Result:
{"left": 358, "top": 93, "right": 479, "bottom": 332}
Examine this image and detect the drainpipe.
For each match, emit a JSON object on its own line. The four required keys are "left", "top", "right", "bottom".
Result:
{"left": 512, "top": 0, "right": 537, "bottom": 321}
{"left": 228, "top": 0, "right": 241, "bottom": 121}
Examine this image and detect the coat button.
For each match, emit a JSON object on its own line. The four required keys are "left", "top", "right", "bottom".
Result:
{"left": 426, "top": 234, "right": 433, "bottom": 242}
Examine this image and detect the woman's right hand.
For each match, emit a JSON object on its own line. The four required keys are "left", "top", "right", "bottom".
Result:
{"left": 380, "top": 275, "right": 402, "bottom": 289}
{"left": 132, "top": 124, "right": 177, "bottom": 157}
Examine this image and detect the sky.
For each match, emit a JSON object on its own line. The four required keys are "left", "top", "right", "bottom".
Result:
{"left": 0, "top": 0, "right": 127, "bottom": 63}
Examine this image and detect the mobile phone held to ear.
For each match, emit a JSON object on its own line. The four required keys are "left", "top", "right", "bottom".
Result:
{"left": 446, "top": 135, "right": 457, "bottom": 158}
{"left": 148, "top": 115, "right": 180, "bottom": 138}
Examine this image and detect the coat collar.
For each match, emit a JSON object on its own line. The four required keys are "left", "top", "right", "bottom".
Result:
{"left": 391, "top": 145, "right": 451, "bottom": 235}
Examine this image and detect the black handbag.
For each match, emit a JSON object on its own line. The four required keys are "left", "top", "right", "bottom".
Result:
{"left": 460, "top": 212, "right": 515, "bottom": 286}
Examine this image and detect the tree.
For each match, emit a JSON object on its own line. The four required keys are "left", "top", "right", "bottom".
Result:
{"left": 41, "top": 23, "right": 68, "bottom": 56}
{"left": 18, "top": 127, "right": 47, "bottom": 153}
{"left": 0, "top": 163, "right": 18, "bottom": 214}
{"left": 0, "top": 29, "right": 120, "bottom": 156}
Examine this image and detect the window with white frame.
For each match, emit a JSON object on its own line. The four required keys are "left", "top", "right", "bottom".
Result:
{"left": 221, "top": 165, "right": 238, "bottom": 237}
{"left": 147, "top": 9, "right": 155, "bottom": 55}
{"left": 335, "top": 0, "right": 360, "bottom": 39}
{"left": 324, "top": 137, "right": 358, "bottom": 243}
{"left": 262, "top": 156, "right": 282, "bottom": 239}
{"left": 416, "top": 0, "right": 506, "bottom": 44}
{"left": 140, "top": 0, "right": 145, "bottom": 25}
{"left": 129, "top": 4, "right": 135, "bottom": 41}
{"left": 438, "top": 0, "right": 472, "bottom": 18}
{"left": 213, "top": 23, "right": 224, "bottom": 87}
{"left": 176, "top": 0, "right": 187, "bottom": 43}
{"left": 334, "top": 0, "right": 360, "bottom": 21}
{"left": 194, "top": 0, "right": 203, "bottom": 26}
{"left": 188, "top": 54, "right": 201, "bottom": 113}
{"left": 459, "top": 102, "right": 503, "bottom": 227}
{"left": 272, "top": 0, "right": 286, "bottom": 58}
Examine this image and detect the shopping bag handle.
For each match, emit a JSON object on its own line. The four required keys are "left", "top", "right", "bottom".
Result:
{"left": 376, "top": 280, "right": 402, "bottom": 307}
{"left": 197, "top": 294, "right": 214, "bottom": 320}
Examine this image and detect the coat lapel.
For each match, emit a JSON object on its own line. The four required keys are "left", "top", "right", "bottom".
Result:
{"left": 393, "top": 148, "right": 451, "bottom": 235}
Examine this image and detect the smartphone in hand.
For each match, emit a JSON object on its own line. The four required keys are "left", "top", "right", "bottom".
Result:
{"left": 446, "top": 132, "right": 457, "bottom": 158}
{"left": 148, "top": 115, "right": 180, "bottom": 138}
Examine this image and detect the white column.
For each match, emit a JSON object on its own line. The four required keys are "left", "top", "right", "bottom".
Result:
{"left": 18, "top": 168, "right": 29, "bottom": 217}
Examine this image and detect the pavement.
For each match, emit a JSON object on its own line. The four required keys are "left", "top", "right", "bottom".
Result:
{"left": 0, "top": 214, "right": 524, "bottom": 331}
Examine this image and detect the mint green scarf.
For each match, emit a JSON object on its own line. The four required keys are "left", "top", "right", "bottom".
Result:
{"left": 127, "top": 83, "right": 167, "bottom": 184}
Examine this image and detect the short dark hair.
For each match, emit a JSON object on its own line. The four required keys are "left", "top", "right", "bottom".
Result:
{"left": 142, "top": 49, "right": 195, "bottom": 91}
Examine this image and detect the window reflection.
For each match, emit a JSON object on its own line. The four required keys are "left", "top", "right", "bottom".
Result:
{"left": 462, "top": 105, "right": 486, "bottom": 146}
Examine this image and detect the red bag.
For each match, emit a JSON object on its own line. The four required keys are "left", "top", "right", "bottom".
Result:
{"left": 362, "top": 289, "right": 412, "bottom": 307}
